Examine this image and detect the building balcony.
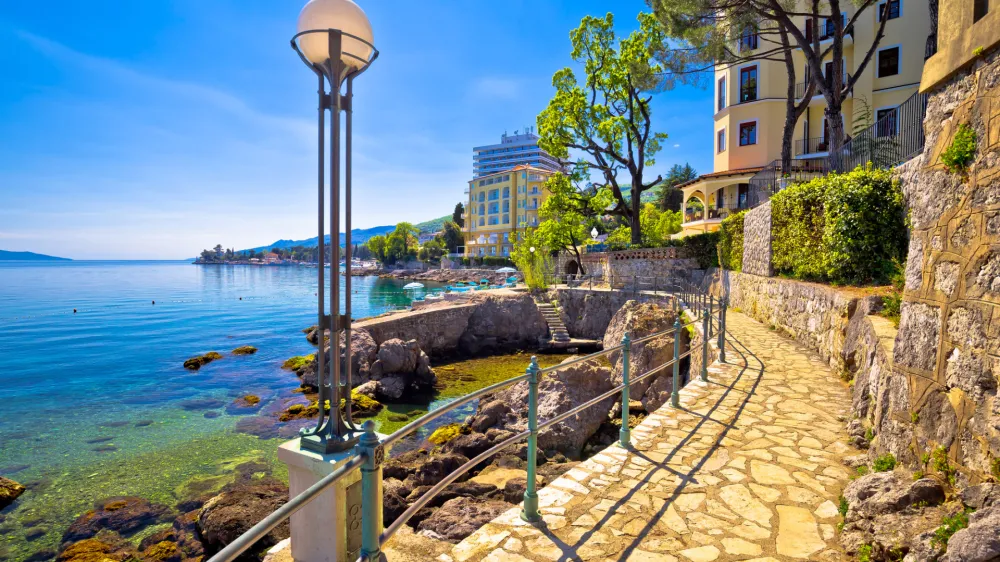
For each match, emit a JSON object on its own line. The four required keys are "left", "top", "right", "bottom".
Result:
{"left": 795, "top": 136, "right": 831, "bottom": 156}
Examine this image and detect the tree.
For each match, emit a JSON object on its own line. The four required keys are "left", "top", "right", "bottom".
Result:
{"left": 213, "top": 244, "right": 224, "bottom": 258}
{"left": 605, "top": 203, "right": 683, "bottom": 247}
{"left": 650, "top": 0, "right": 891, "bottom": 154}
{"left": 510, "top": 229, "right": 551, "bottom": 290}
{"left": 648, "top": 0, "right": 816, "bottom": 171}
{"left": 452, "top": 203, "right": 465, "bottom": 228}
{"left": 536, "top": 173, "right": 610, "bottom": 275}
{"left": 366, "top": 235, "right": 388, "bottom": 264}
{"left": 537, "top": 12, "right": 669, "bottom": 245}
{"left": 656, "top": 163, "right": 697, "bottom": 211}
{"left": 385, "top": 222, "right": 419, "bottom": 265}
{"left": 441, "top": 221, "right": 463, "bottom": 253}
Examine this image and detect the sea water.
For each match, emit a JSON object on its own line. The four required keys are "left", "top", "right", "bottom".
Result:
{"left": 0, "top": 261, "right": 431, "bottom": 559}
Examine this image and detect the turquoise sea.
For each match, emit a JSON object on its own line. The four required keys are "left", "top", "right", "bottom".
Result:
{"left": 0, "top": 261, "right": 434, "bottom": 560}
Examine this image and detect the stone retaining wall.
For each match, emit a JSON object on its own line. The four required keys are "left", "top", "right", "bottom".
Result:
{"left": 703, "top": 269, "right": 882, "bottom": 369}
{"left": 742, "top": 201, "right": 773, "bottom": 277}
{"left": 890, "top": 48, "right": 1000, "bottom": 481}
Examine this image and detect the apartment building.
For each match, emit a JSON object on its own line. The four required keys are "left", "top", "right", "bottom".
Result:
{"left": 462, "top": 165, "right": 554, "bottom": 257}
{"left": 677, "top": 0, "right": 930, "bottom": 236}
{"left": 472, "top": 131, "right": 564, "bottom": 178}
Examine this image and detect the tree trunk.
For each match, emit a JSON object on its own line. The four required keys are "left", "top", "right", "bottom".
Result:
{"left": 630, "top": 193, "right": 642, "bottom": 245}
{"left": 826, "top": 103, "right": 847, "bottom": 160}
{"left": 573, "top": 245, "right": 586, "bottom": 275}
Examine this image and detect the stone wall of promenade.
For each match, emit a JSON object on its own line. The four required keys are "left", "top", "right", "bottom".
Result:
{"left": 741, "top": 201, "right": 773, "bottom": 277}
{"left": 888, "top": 48, "right": 1000, "bottom": 481}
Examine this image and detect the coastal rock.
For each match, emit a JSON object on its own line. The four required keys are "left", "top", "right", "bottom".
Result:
{"left": 404, "top": 481, "right": 500, "bottom": 508}
{"left": 232, "top": 346, "right": 257, "bottom": 356}
{"left": 376, "top": 338, "right": 421, "bottom": 374}
{"left": 603, "top": 301, "right": 681, "bottom": 412}
{"left": 340, "top": 328, "right": 378, "bottom": 385}
{"left": 940, "top": 503, "right": 1000, "bottom": 562}
{"left": 61, "top": 497, "right": 171, "bottom": 544}
{"left": 472, "top": 356, "right": 614, "bottom": 458}
{"left": 459, "top": 292, "right": 547, "bottom": 354}
{"left": 57, "top": 532, "right": 142, "bottom": 562}
{"left": 442, "top": 432, "right": 493, "bottom": 459}
{"left": 415, "top": 497, "right": 511, "bottom": 543}
{"left": 0, "top": 476, "right": 25, "bottom": 509}
{"left": 182, "top": 352, "right": 223, "bottom": 371}
{"left": 197, "top": 480, "right": 289, "bottom": 556}
{"left": 838, "top": 471, "right": 948, "bottom": 558}
{"left": 139, "top": 510, "right": 205, "bottom": 562}
{"left": 383, "top": 450, "right": 470, "bottom": 488}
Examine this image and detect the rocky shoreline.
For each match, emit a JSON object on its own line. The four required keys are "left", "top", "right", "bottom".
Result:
{"left": 373, "top": 268, "right": 520, "bottom": 285}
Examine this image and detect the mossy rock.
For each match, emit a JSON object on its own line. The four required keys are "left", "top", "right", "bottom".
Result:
{"left": 387, "top": 413, "right": 409, "bottom": 423}
{"left": 232, "top": 346, "right": 258, "bottom": 356}
{"left": 428, "top": 423, "right": 467, "bottom": 445}
{"left": 183, "top": 352, "right": 224, "bottom": 370}
{"left": 344, "top": 392, "right": 382, "bottom": 418}
{"left": 233, "top": 394, "right": 261, "bottom": 408}
{"left": 282, "top": 355, "right": 313, "bottom": 371}
{"left": 143, "top": 540, "right": 180, "bottom": 561}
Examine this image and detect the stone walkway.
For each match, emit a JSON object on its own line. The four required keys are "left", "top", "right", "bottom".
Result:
{"left": 441, "top": 311, "right": 856, "bottom": 562}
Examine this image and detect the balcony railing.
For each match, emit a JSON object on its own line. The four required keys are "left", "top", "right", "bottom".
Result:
{"left": 794, "top": 73, "right": 852, "bottom": 98}
{"left": 795, "top": 137, "right": 830, "bottom": 155}
{"left": 828, "top": 90, "right": 928, "bottom": 173}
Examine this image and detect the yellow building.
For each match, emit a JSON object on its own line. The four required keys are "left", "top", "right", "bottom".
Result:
{"left": 463, "top": 165, "right": 554, "bottom": 257}
{"left": 678, "top": 0, "right": 931, "bottom": 236}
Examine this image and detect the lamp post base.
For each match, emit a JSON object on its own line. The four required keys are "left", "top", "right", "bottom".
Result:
{"left": 300, "top": 430, "right": 361, "bottom": 455}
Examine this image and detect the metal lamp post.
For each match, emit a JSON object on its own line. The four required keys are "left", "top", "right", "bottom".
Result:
{"left": 292, "top": 0, "right": 379, "bottom": 454}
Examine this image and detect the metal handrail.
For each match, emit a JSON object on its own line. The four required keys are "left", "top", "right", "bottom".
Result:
{"left": 206, "top": 453, "right": 365, "bottom": 562}
{"left": 210, "top": 284, "right": 730, "bottom": 562}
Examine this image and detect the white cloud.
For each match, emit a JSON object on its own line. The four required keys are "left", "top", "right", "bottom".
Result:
{"left": 673, "top": 143, "right": 681, "bottom": 148}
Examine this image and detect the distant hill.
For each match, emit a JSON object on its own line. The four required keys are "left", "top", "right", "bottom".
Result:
{"left": 414, "top": 215, "right": 450, "bottom": 234}
{"left": 241, "top": 215, "right": 454, "bottom": 254}
{"left": 0, "top": 250, "right": 71, "bottom": 261}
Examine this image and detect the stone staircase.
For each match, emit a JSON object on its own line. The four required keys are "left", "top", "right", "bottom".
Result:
{"left": 535, "top": 301, "right": 571, "bottom": 343}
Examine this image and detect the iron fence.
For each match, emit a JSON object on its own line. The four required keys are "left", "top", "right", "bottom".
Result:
{"left": 828, "top": 90, "right": 928, "bottom": 173}
{"left": 204, "top": 281, "right": 730, "bottom": 562}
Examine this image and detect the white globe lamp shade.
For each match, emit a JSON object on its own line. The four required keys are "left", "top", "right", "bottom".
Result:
{"left": 529, "top": 246, "right": 536, "bottom": 253}
{"left": 297, "top": 0, "right": 374, "bottom": 70}
{"left": 591, "top": 227, "right": 598, "bottom": 238}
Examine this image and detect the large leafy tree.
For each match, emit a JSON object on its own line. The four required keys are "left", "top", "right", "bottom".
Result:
{"left": 452, "top": 203, "right": 465, "bottom": 229}
{"left": 656, "top": 163, "right": 697, "bottom": 211}
{"left": 537, "top": 12, "right": 669, "bottom": 245}
{"left": 440, "top": 220, "right": 463, "bottom": 253}
{"left": 650, "top": 0, "right": 890, "bottom": 156}
{"left": 365, "top": 234, "right": 388, "bottom": 264}
{"left": 536, "top": 173, "right": 610, "bottom": 275}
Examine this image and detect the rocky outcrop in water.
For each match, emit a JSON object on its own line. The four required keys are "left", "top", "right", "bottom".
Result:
{"left": 470, "top": 356, "right": 614, "bottom": 458}
{"left": 61, "top": 497, "right": 172, "bottom": 545}
{"left": 459, "top": 292, "right": 547, "bottom": 354}
{"left": 0, "top": 476, "right": 25, "bottom": 509}
{"left": 197, "top": 479, "right": 289, "bottom": 558}
{"left": 604, "top": 301, "right": 683, "bottom": 412}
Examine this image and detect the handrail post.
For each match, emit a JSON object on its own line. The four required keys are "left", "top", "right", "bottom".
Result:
{"left": 718, "top": 297, "right": 727, "bottom": 363}
{"left": 671, "top": 318, "right": 681, "bottom": 408}
{"left": 701, "top": 309, "right": 710, "bottom": 382}
{"left": 521, "top": 357, "right": 541, "bottom": 523}
{"left": 708, "top": 296, "right": 714, "bottom": 338}
{"left": 358, "top": 421, "right": 383, "bottom": 562}
{"left": 619, "top": 332, "right": 632, "bottom": 448}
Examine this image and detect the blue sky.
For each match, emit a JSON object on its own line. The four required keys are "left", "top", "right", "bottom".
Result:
{"left": 0, "top": 0, "right": 713, "bottom": 259}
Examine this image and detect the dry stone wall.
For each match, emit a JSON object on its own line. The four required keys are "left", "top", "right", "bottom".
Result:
{"left": 892, "top": 49, "right": 1000, "bottom": 482}
{"left": 742, "top": 201, "right": 774, "bottom": 277}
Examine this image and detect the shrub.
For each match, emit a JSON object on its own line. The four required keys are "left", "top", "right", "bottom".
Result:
{"left": 931, "top": 509, "right": 972, "bottom": 550}
{"left": 858, "top": 543, "right": 873, "bottom": 562}
{"left": 717, "top": 210, "right": 746, "bottom": 272}
{"left": 873, "top": 453, "right": 897, "bottom": 472}
{"left": 941, "top": 123, "right": 977, "bottom": 175}
{"left": 675, "top": 231, "right": 720, "bottom": 269}
{"left": 770, "top": 166, "right": 907, "bottom": 285}
{"left": 932, "top": 446, "right": 957, "bottom": 484}
{"left": 838, "top": 495, "right": 849, "bottom": 517}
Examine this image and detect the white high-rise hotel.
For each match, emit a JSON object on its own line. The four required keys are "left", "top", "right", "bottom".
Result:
{"left": 472, "top": 131, "right": 564, "bottom": 178}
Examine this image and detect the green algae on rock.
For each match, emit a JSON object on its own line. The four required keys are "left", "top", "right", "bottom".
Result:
{"left": 0, "top": 476, "right": 25, "bottom": 509}
{"left": 281, "top": 355, "right": 313, "bottom": 371}
{"left": 182, "top": 352, "right": 224, "bottom": 371}
{"left": 231, "top": 346, "right": 258, "bottom": 356}
{"left": 428, "top": 423, "right": 467, "bottom": 445}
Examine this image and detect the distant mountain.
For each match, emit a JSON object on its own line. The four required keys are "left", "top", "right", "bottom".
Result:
{"left": 241, "top": 215, "right": 453, "bottom": 254}
{"left": 414, "top": 215, "right": 450, "bottom": 234}
{"left": 0, "top": 250, "right": 71, "bottom": 261}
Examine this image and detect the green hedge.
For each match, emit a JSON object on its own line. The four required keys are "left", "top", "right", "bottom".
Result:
{"left": 771, "top": 165, "right": 906, "bottom": 285}
{"left": 717, "top": 210, "right": 746, "bottom": 272}
{"left": 674, "top": 231, "right": 719, "bottom": 269}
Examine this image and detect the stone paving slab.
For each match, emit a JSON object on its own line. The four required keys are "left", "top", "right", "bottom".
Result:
{"left": 442, "top": 311, "right": 855, "bottom": 562}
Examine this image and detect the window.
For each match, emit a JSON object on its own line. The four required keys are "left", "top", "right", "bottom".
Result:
{"left": 878, "top": 0, "right": 901, "bottom": 20}
{"left": 479, "top": 218, "right": 485, "bottom": 226}
{"left": 876, "top": 107, "right": 898, "bottom": 137}
{"left": 974, "top": 0, "right": 988, "bottom": 21}
{"left": 717, "top": 129, "right": 726, "bottom": 153}
{"left": 502, "top": 201, "right": 509, "bottom": 212}
{"left": 738, "top": 27, "right": 758, "bottom": 51}
{"left": 739, "top": 66, "right": 758, "bottom": 102}
{"left": 488, "top": 202, "right": 499, "bottom": 214}
{"left": 502, "top": 214, "right": 509, "bottom": 224}
{"left": 877, "top": 46, "right": 899, "bottom": 77}
{"left": 717, "top": 77, "right": 727, "bottom": 111}
{"left": 739, "top": 122, "right": 757, "bottom": 146}
{"left": 502, "top": 187, "right": 509, "bottom": 198}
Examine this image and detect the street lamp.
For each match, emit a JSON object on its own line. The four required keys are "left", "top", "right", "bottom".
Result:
{"left": 292, "top": 0, "right": 379, "bottom": 454}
